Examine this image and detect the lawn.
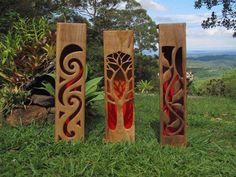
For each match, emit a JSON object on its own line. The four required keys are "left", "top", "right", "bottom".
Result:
{"left": 0, "top": 94, "right": 236, "bottom": 177}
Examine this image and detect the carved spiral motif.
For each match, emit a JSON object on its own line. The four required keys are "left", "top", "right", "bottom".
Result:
{"left": 162, "top": 46, "right": 185, "bottom": 136}
{"left": 58, "top": 44, "right": 83, "bottom": 137}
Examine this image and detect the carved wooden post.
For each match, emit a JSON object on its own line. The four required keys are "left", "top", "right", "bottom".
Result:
{"left": 159, "top": 23, "right": 187, "bottom": 146}
{"left": 55, "top": 23, "right": 86, "bottom": 142}
{"left": 104, "top": 30, "right": 135, "bottom": 142}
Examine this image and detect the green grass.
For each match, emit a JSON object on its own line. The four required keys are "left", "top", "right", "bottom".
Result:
{"left": 0, "top": 95, "right": 236, "bottom": 177}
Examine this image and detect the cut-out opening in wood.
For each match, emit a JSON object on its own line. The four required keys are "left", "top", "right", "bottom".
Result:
{"left": 159, "top": 24, "right": 187, "bottom": 146}
{"left": 104, "top": 31, "right": 135, "bottom": 142}
{"left": 55, "top": 23, "right": 86, "bottom": 142}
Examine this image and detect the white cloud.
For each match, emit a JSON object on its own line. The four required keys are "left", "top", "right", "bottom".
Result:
{"left": 187, "top": 36, "right": 236, "bottom": 50}
{"left": 155, "top": 13, "right": 236, "bottom": 50}
{"left": 205, "top": 28, "right": 234, "bottom": 36}
{"left": 187, "top": 26, "right": 234, "bottom": 37}
{"left": 155, "top": 13, "right": 211, "bottom": 24}
{"left": 187, "top": 27, "right": 235, "bottom": 50}
{"left": 136, "top": 0, "right": 167, "bottom": 12}
{"left": 156, "top": 13, "right": 234, "bottom": 37}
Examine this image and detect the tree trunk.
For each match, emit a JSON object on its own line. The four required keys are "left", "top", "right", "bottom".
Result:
{"left": 116, "top": 102, "right": 124, "bottom": 132}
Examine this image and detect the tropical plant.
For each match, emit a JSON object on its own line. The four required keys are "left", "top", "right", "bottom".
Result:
{"left": 14, "top": 17, "right": 49, "bottom": 44}
{"left": 32, "top": 73, "right": 56, "bottom": 97}
{"left": 0, "top": 11, "right": 19, "bottom": 34}
{"left": 0, "top": 86, "right": 30, "bottom": 117}
{"left": 0, "top": 16, "right": 56, "bottom": 118}
{"left": 136, "top": 80, "right": 154, "bottom": 94}
{"left": 85, "top": 76, "right": 104, "bottom": 105}
{"left": 0, "top": 16, "right": 51, "bottom": 66}
{"left": 0, "top": 33, "right": 20, "bottom": 66}
{"left": 33, "top": 71, "right": 104, "bottom": 106}
{"left": 0, "top": 17, "right": 54, "bottom": 86}
{"left": 13, "top": 31, "right": 56, "bottom": 76}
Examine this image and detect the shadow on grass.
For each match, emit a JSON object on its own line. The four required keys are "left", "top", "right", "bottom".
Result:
{"left": 150, "top": 120, "right": 161, "bottom": 143}
{"left": 85, "top": 110, "right": 104, "bottom": 140}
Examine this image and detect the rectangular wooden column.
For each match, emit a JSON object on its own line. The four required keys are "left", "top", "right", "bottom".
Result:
{"left": 103, "top": 30, "right": 135, "bottom": 142}
{"left": 159, "top": 23, "right": 187, "bottom": 146}
{"left": 55, "top": 23, "right": 86, "bottom": 142}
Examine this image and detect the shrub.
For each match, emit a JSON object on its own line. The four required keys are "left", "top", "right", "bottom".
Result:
{"left": 188, "top": 82, "right": 198, "bottom": 95}
{"left": 197, "top": 79, "right": 225, "bottom": 96}
{"left": 222, "top": 69, "right": 236, "bottom": 99}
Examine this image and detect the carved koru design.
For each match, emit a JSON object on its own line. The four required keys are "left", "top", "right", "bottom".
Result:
{"left": 162, "top": 46, "right": 185, "bottom": 136}
{"left": 55, "top": 44, "right": 85, "bottom": 141}
{"left": 106, "top": 51, "right": 134, "bottom": 132}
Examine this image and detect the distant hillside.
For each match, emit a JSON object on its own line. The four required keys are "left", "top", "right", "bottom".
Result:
{"left": 187, "top": 52, "right": 236, "bottom": 80}
{"left": 189, "top": 55, "right": 236, "bottom": 62}
{"left": 187, "top": 50, "right": 236, "bottom": 58}
{"left": 153, "top": 50, "right": 236, "bottom": 80}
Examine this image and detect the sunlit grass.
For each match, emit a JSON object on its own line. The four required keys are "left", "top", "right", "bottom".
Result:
{"left": 0, "top": 95, "right": 236, "bottom": 176}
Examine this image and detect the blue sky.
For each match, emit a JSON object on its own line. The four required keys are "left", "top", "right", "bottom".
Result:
{"left": 136, "top": 0, "right": 236, "bottom": 51}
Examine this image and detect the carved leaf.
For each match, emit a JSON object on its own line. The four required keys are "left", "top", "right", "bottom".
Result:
{"left": 163, "top": 58, "right": 170, "bottom": 68}
{"left": 172, "top": 103, "right": 183, "bottom": 112}
{"left": 163, "top": 69, "right": 172, "bottom": 83}
{"left": 167, "top": 119, "right": 180, "bottom": 129}
{"left": 162, "top": 111, "right": 170, "bottom": 125}
{"left": 172, "top": 89, "right": 183, "bottom": 102}
{"left": 174, "top": 80, "right": 181, "bottom": 94}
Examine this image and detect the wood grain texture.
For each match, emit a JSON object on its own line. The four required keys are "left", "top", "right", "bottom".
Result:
{"left": 104, "top": 30, "right": 135, "bottom": 142}
{"left": 159, "top": 23, "right": 187, "bottom": 146}
{"left": 55, "top": 23, "right": 86, "bottom": 142}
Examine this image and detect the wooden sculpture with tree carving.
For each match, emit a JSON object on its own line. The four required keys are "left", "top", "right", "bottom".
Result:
{"left": 104, "top": 30, "right": 135, "bottom": 142}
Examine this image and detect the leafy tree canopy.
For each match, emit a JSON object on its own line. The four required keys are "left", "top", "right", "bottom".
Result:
{"left": 0, "top": 0, "right": 158, "bottom": 78}
{"left": 74, "top": 0, "right": 158, "bottom": 53}
{"left": 65, "top": 0, "right": 158, "bottom": 76}
{"left": 194, "top": 0, "right": 236, "bottom": 37}
{"left": 0, "top": 0, "right": 157, "bottom": 52}
{"left": 0, "top": 0, "right": 58, "bottom": 17}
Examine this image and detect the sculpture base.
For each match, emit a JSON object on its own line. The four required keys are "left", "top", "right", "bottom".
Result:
{"left": 161, "top": 135, "right": 186, "bottom": 146}
{"left": 105, "top": 127, "right": 135, "bottom": 143}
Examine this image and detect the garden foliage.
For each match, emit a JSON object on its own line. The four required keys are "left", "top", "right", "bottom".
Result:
{"left": 0, "top": 1, "right": 160, "bottom": 117}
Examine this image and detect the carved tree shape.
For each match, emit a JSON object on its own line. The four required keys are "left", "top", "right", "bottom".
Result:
{"left": 106, "top": 51, "right": 134, "bottom": 131}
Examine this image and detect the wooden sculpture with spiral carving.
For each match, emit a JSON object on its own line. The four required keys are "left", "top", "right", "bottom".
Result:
{"left": 55, "top": 23, "right": 86, "bottom": 142}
